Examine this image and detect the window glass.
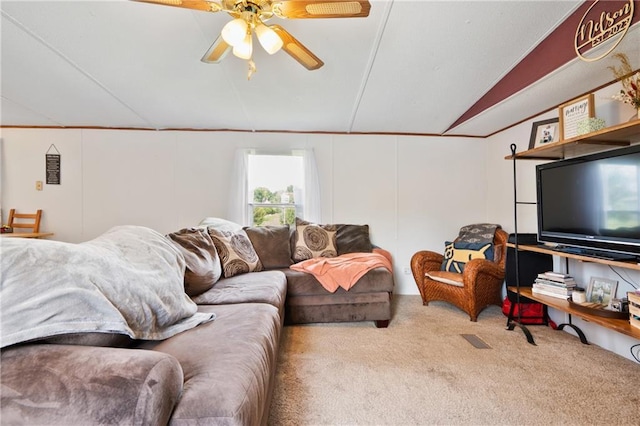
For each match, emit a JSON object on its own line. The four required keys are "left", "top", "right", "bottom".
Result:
{"left": 248, "top": 153, "right": 304, "bottom": 226}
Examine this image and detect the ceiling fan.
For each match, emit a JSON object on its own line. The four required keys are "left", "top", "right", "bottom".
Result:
{"left": 133, "top": 0, "right": 371, "bottom": 78}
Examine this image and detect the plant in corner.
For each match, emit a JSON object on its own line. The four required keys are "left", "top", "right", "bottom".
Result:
{"left": 608, "top": 52, "right": 640, "bottom": 120}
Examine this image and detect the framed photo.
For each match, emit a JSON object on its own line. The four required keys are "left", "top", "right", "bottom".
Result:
{"left": 586, "top": 277, "right": 618, "bottom": 307}
{"left": 558, "top": 93, "right": 594, "bottom": 140}
{"left": 528, "top": 118, "right": 560, "bottom": 149}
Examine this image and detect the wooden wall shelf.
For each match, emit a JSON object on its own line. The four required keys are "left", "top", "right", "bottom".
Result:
{"left": 508, "top": 244, "right": 640, "bottom": 342}
{"left": 505, "top": 119, "right": 640, "bottom": 161}
{"left": 509, "top": 287, "right": 640, "bottom": 340}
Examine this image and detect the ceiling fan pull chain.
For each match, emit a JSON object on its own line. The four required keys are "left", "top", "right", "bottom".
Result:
{"left": 247, "top": 59, "right": 257, "bottom": 80}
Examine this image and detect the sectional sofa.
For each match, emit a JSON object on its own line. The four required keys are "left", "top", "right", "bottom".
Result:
{"left": 0, "top": 218, "right": 394, "bottom": 425}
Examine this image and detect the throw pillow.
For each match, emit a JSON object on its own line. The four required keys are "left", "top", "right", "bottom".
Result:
{"left": 166, "top": 227, "right": 222, "bottom": 296}
{"left": 244, "top": 225, "right": 292, "bottom": 269}
{"left": 293, "top": 218, "right": 338, "bottom": 262}
{"left": 208, "top": 228, "right": 263, "bottom": 278}
{"left": 198, "top": 217, "right": 243, "bottom": 233}
{"left": 336, "top": 224, "right": 373, "bottom": 255}
{"left": 441, "top": 241, "right": 495, "bottom": 273}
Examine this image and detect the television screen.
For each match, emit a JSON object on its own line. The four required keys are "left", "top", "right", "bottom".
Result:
{"left": 536, "top": 144, "right": 640, "bottom": 258}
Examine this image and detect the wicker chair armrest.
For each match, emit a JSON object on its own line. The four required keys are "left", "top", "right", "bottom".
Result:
{"left": 462, "top": 259, "right": 505, "bottom": 291}
{"left": 411, "top": 250, "right": 444, "bottom": 302}
{"left": 411, "top": 250, "right": 443, "bottom": 280}
{"left": 411, "top": 250, "right": 443, "bottom": 285}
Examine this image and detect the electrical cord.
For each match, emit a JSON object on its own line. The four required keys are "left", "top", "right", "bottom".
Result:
{"left": 631, "top": 343, "right": 640, "bottom": 363}
{"left": 608, "top": 267, "right": 639, "bottom": 363}
{"left": 609, "top": 265, "right": 638, "bottom": 289}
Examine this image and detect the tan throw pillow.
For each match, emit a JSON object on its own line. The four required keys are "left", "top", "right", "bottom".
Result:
{"left": 293, "top": 218, "right": 338, "bottom": 262}
{"left": 208, "top": 228, "right": 263, "bottom": 278}
{"left": 166, "top": 228, "right": 222, "bottom": 297}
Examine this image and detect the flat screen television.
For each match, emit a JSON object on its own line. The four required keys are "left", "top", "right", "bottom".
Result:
{"left": 536, "top": 144, "right": 640, "bottom": 260}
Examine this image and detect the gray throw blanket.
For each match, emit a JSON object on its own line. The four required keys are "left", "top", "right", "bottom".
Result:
{"left": 1, "top": 226, "right": 215, "bottom": 348}
{"left": 456, "top": 223, "right": 501, "bottom": 244}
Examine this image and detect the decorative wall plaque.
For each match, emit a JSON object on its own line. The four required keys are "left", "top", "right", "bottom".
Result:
{"left": 574, "top": 0, "right": 634, "bottom": 62}
{"left": 46, "top": 144, "right": 61, "bottom": 185}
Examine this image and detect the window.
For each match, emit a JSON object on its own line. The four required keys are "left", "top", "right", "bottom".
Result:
{"left": 228, "top": 148, "right": 320, "bottom": 226}
{"left": 248, "top": 152, "right": 303, "bottom": 226}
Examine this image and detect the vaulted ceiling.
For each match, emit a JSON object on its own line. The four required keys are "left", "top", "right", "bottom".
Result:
{"left": 1, "top": 1, "right": 639, "bottom": 137}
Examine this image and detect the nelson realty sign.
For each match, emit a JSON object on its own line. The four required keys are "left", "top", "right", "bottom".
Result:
{"left": 575, "top": 0, "right": 634, "bottom": 62}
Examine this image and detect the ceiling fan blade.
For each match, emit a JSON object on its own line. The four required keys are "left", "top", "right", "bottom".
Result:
{"left": 201, "top": 36, "right": 231, "bottom": 63}
{"left": 271, "top": 25, "right": 324, "bottom": 70}
{"left": 131, "top": 0, "right": 223, "bottom": 13}
{"left": 272, "top": 1, "right": 371, "bottom": 19}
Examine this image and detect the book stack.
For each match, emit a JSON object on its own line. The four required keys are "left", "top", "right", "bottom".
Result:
{"left": 532, "top": 271, "right": 577, "bottom": 300}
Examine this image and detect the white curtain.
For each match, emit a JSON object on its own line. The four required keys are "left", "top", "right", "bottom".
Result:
{"left": 228, "top": 148, "right": 250, "bottom": 225}
{"left": 228, "top": 147, "right": 321, "bottom": 226}
{"left": 303, "top": 148, "right": 321, "bottom": 223}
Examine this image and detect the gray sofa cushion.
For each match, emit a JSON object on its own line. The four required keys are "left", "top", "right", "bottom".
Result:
{"left": 191, "top": 270, "right": 287, "bottom": 312}
{"left": 244, "top": 225, "right": 292, "bottom": 269}
{"left": 286, "top": 292, "right": 391, "bottom": 324}
{"left": 0, "top": 344, "right": 183, "bottom": 425}
{"left": 144, "top": 304, "right": 281, "bottom": 426}
{"left": 283, "top": 267, "right": 394, "bottom": 296}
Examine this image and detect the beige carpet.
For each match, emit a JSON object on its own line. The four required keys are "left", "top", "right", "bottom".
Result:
{"left": 268, "top": 295, "right": 640, "bottom": 425}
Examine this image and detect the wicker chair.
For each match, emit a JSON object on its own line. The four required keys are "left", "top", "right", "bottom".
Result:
{"left": 410, "top": 228, "right": 508, "bottom": 321}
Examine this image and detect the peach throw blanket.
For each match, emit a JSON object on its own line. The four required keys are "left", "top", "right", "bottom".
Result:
{"left": 289, "top": 248, "right": 392, "bottom": 293}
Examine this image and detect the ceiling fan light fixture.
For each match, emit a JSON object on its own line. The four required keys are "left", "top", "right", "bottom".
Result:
{"left": 221, "top": 18, "right": 248, "bottom": 46}
{"left": 232, "top": 32, "right": 253, "bottom": 59}
{"left": 255, "top": 23, "right": 283, "bottom": 55}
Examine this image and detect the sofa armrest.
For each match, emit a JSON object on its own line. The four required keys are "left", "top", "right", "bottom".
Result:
{"left": 1, "top": 343, "right": 183, "bottom": 425}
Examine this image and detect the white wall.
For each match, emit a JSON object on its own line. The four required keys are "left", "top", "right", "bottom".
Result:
{"left": 0, "top": 129, "right": 489, "bottom": 296}
{"left": 486, "top": 82, "right": 640, "bottom": 362}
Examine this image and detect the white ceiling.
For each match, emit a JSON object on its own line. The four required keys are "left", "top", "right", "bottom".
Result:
{"left": 1, "top": 0, "right": 638, "bottom": 136}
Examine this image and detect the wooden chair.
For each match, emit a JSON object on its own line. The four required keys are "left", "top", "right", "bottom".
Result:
{"left": 8, "top": 209, "right": 42, "bottom": 234}
{"left": 411, "top": 228, "right": 508, "bottom": 321}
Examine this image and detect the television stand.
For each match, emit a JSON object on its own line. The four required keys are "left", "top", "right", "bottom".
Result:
{"left": 506, "top": 243, "right": 640, "bottom": 343}
{"left": 551, "top": 246, "right": 638, "bottom": 262}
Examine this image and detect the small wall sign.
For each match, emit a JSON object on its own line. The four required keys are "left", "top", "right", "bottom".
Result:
{"left": 45, "top": 144, "right": 61, "bottom": 185}
{"left": 558, "top": 94, "right": 595, "bottom": 140}
{"left": 574, "top": 0, "right": 634, "bottom": 62}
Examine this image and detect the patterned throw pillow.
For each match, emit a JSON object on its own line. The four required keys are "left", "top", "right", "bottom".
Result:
{"left": 293, "top": 218, "right": 338, "bottom": 262}
{"left": 441, "top": 241, "right": 494, "bottom": 273}
{"left": 208, "top": 228, "right": 263, "bottom": 278}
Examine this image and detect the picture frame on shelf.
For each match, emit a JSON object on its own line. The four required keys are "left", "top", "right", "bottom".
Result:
{"left": 586, "top": 277, "right": 618, "bottom": 307}
{"left": 559, "top": 93, "right": 594, "bottom": 140}
{"left": 528, "top": 118, "right": 560, "bottom": 149}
